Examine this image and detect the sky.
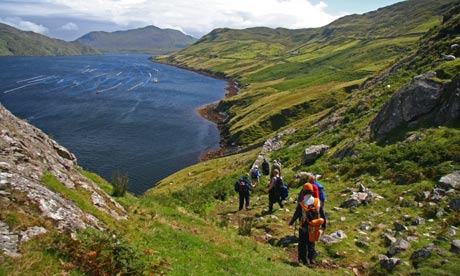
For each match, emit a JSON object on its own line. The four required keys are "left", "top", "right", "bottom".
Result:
{"left": 0, "top": 0, "right": 405, "bottom": 41}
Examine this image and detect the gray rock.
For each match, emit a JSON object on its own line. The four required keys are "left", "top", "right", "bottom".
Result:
{"left": 356, "top": 240, "right": 369, "bottom": 248}
{"left": 413, "top": 216, "right": 425, "bottom": 225}
{"left": 379, "top": 255, "right": 400, "bottom": 272}
{"left": 0, "top": 103, "right": 129, "bottom": 253}
{"left": 388, "top": 239, "right": 411, "bottom": 256}
{"left": 340, "top": 191, "right": 373, "bottom": 208}
{"left": 411, "top": 243, "right": 435, "bottom": 268}
{"left": 381, "top": 233, "right": 397, "bottom": 246}
{"left": 370, "top": 74, "right": 460, "bottom": 141}
{"left": 451, "top": 240, "right": 460, "bottom": 254}
{"left": 320, "top": 230, "right": 347, "bottom": 245}
{"left": 414, "top": 191, "right": 430, "bottom": 202}
{"left": 438, "top": 171, "right": 460, "bottom": 191}
{"left": 301, "top": 144, "right": 329, "bottom": 165}
{"left": 394, "top": 222, "right": 408, "bottom": 232}
{"left": 19, "top": 226, "right": 47, "bottom": 243}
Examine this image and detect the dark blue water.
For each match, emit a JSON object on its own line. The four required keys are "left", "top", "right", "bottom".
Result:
{"left": 0, "top": 54, "right": 226, "bottom": 194}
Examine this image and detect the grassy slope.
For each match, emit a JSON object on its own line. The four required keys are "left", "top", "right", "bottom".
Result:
{"left": 0, "top": 23, "right": 98, "bottom": 56}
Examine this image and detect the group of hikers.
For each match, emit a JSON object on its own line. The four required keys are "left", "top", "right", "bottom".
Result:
{"left": 234, "top": 158, "right": 326, "bottom": 266}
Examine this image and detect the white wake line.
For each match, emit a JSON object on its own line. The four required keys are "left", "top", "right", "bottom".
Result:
{"left": 27, "top": 76, "right": 54, "bottom": 83}
{"left": 16, "top": 75, "right": 45, "bottom": 83}
{"left": 127, "top": 82, "right": 143, "bottom": 91}
{"left": 97, "top": 82, "right": 123, "bottom": 93}
{"left": 116, "top": 71, "right": 123, "bottom": 76}
{"left": 3, "top": 82, "right": 38, "bottom": 94}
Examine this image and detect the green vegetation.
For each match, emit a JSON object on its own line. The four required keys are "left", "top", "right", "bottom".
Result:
{"left": 2, "top": 0, "right": 460, "bottom": 275}
{"left": 0, "top": 23, "right": 98, "bottom": 56}
{"left": 76, "top": 25, "right": 197, "bottom": 55}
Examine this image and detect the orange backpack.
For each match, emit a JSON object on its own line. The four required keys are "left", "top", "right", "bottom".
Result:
{"left": 299, "top": 198, "right": 324, "bottom": 242}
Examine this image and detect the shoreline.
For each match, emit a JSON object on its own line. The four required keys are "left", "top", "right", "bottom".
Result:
{"left": 151, "top": 58, "right": 240, "bottom": 160}
{"left": 196, "top": 80, "right": 239, "bottom": 161}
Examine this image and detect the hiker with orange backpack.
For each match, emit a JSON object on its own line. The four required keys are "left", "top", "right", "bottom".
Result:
{"left": 297, "top": 173, "right": 327, "bottom": 229}
{"left": 289, "top": 183, "right": 324, "bottom": 266}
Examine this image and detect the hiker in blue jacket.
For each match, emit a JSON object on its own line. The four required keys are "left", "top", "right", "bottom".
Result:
{"left": 235, "top": 173, "right": 254, "bottom": 211}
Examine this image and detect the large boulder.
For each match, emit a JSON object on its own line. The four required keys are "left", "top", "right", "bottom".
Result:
{"left": 301, "top": 144, "right": 329, "bottom": 165}
{"left": 370, "top": 73, "right": 460, "bottom": 141}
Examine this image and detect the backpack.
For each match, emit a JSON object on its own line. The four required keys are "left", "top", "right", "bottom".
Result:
{"left": 251, "top": 168, "right": 259, "bottom": 179}
{"left": 262, "top": 160, "right": 270, "bottom": 175}
{"left": 235, "top": 181, "right": 247, "bottom": 193}
{"left": 281, "top": 185, "right": 289, "bottom": 201}
{"left": 275, "top": 177, "right": 284, "bottom": 194}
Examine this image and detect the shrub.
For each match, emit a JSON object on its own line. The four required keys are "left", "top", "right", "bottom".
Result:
{"left": 50, "top": 227, "right": 169, "bottom": 276}
{"left": 111, "top": 171, "right": 129, "bottom": 197}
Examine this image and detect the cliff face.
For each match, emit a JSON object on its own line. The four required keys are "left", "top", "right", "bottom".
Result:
{"left": 0, "top": 104, "right": 127, "bottom": 257}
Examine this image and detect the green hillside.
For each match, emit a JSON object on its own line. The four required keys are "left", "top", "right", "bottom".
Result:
{"left": 0, "top": 23, "right": 98, "bottom": 56}
{"left": 76, "top": 25, "right": 197, "bottom": 55}
{"left": 2, "top": 0, "right": 460, "bottom": 276}
{"left": 155, "top": 0, "right": 455, "bottom": 146}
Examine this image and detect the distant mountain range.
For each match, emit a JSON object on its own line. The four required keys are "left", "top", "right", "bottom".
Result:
{"left": 75, "top": 25, "right": 197, "bottom": 55}
{"left": 0, "top": 23, "right": 99, "bottom": 56}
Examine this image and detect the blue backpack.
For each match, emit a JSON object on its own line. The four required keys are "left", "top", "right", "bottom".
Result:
{"left": 281, "top": 185, "right": 289, "bottom": 200}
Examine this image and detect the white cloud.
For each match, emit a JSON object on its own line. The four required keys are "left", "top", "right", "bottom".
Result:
{"left": 60, "top": 22, "right": 79, "bottom": 30}
{"left": 1, "top": 0, "right": 340, "bottom": 37}
{"left": 0, "top": 17, "right": 49, "bottom": 34}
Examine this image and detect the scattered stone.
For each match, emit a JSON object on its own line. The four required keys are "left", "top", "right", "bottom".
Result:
{"left": 449, "top": 198, "right": 460, "bottom": 211}
{"left": 379, "top": 255, "right": 400, "bottom": 272}
{"left": 451, "top": 240, "right": 460, "bottom": 254}
{"left": 320, "top": 230, "right": 347, "bottom": 245}
{"left": 381, "top": 233, "right": 397, "bottom": 246}
{"left": 394, "top": 222, "right": 408, "bottom": 232}
{"left": 359, "top": 222, "right": 372, "bottom": 231}
{"left": 413, "top": 216, "right": 425, "bottom": 225}
{"left": 388, "top": 239, "right": 411, "bottom": 256}
{"left": 447, "top": 228, "right": 456, "bottom": 236}
{"left": 340, "top": 191, "right": 373, "bottom": 208}
{"left": 356, "top": 240, "right": 369, "bottom": 248}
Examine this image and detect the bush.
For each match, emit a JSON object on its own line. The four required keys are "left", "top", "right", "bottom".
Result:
{"left": 50, "top": 228, "right": 170, "bottom": 276}
{"left": 111, "top": 171, "right": 129, "bottom": 197}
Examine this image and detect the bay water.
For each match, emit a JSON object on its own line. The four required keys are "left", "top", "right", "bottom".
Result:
{"left": 0, "top": 54, "right": 226, "bottom": 194}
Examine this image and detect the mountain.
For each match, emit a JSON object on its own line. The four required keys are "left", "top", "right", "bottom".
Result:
{"left": 155, "top": 0, "right": 456, "bottom": 147}
{"left": 2, "top": 0, "right": 460, "bottom": 275}
{"left": 76, "top": 25, "right": 197, "bottom": 55}
{"left": 0, "top": 23, "right": 99, "bottom": 56}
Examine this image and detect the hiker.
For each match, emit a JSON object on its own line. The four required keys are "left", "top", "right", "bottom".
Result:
{"left": 234, "top": 173, "right": 254, "bottom": 211}
{"left": 297, "top": 173, "right": 327, "bottom": 229}
{"left": 289, "top": 183, "right": 324, "bottom": 266}
{"left": 261, "top": 158, "right": 270, "bottom": 176}
{"left": 312, "top": 174, "right": 327, "bottom": 229}
{"left": 250, "top": 165, "right": 261, "bottom": 186}
{"left": 270, "top": 159, "right": 282, "bottom": 178}
{"left": 267, "top": 168, "right": 283, "bottom": 213}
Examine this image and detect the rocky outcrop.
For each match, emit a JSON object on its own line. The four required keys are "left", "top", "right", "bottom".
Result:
{"left": 252, "top": 128, "right": 295, "bottom": 168}
{"left": 301, "top": 144, "right": 329, "bottom": 165}
{"left": 370, "top": 73, "right": 460, "bottom": 141}
{"left": 0, "top": 104, "right": 128, "bottom": 256}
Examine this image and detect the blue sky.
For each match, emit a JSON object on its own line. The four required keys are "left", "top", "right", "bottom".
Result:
{"left": 0, "top": 0, "right": 404, "bottom": 41}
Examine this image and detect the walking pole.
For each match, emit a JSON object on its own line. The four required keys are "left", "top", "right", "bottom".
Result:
{"left": 293, "top": 221, "right": 297, "bottom": 237}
